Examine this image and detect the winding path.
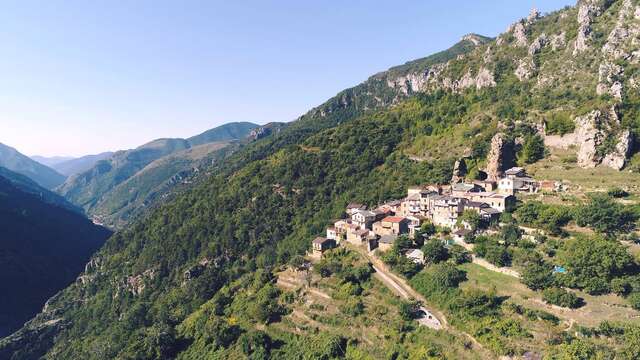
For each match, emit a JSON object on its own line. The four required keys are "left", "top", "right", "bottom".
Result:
{"left": 345, "top": 243, "right": 491, "bottom": 357}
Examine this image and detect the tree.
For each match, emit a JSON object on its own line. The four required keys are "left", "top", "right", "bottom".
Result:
{"left": 521, "top": 262, "right": 554, "bottom": 290}
{"left": 542, "top": 287, "right": 583, "bottom": 308}
{"left": 574, "top": 194, "right": 637, "bottom": 236}
{"left": 239, "top": 330, "right": 272, "bottom": 359}
{"left": 422, "top": 239, "right": 449, "bottom": 264}
{"left": 519, "top": 134, "right": 546, "bottom": 164}
{"left": 448, "top": 245, "right": 471, "bottom": 264}
{"left": 558, "top": 236, "right": 636, "bottom": 295}
{"left": 398, "top": 299, "right": 421, "bottom": 321}
{"left": 458, "top": 210, "right": 482, "bottom": 231}
{"left": 410, "top": 263, "right": 467, "bottom": 294}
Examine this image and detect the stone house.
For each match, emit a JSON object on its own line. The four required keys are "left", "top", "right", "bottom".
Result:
{"left": 326, "top": 227, "right": 339, "bottom": 243}
{"left": 376, "top": 200, "right": 402, "bottom": 215}
{"left": 312, "top": 237, "right": 336, "bottom": 256}
{"left": 346, "top": 202, "right": 367, "bottom": 215}
{"left": 378, "top": 234, "right": 398, "bottom": 252}
{"left": 452, "top": 228, "right": 473, "bottom": 244}
{"left": 460, "top": 192, "right": 514, "bottom": 212}
{"left": 429, "top": 196, "right": 466, "bottom": 228}
{"left": 351, "top": 209, "right": 377, "bottom": 230}
{"left": 451, "top": 183, "right": 483, "bottom": 197}
{"left": 400, "top": 193, "right": 422, "bottom": 217}
{"left": 473, "top": 180, "right": 497, "bottom": 192}
{"left": 373, "top": 216, "right": 409, "bottom": 237}
{"left": 497, "top": 167, "right": 539, "bottom": 195}
{"left": 347, "top": 228, "right": 374, "bottom": 245}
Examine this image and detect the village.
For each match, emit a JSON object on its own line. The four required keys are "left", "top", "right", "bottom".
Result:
{"left": 311, "top": 166, "right": 555, "bottom": 270}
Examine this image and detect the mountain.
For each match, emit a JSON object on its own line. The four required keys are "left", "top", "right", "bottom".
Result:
{"left": 0, "top": 168, "right": 111, "bottom": 338}
{"left": 0, "top": 143, "right": 66, "bottom": 189}
{"left": 57, "top": 122, "right": 259, "bottom": 227}
{"left": 0, "top": 167, "right": 80, "bottom": 214}
{"left": 186, "top": 122, "right": 258, "bottom": 146}
{"left": 4, "top": 1, "right": 640, "bottom": 358}
{"left": 51, "top": 152, "right": 114, "bottom": 177}
{"left": 30, "top": 156, "right": 75, "bottom": 168}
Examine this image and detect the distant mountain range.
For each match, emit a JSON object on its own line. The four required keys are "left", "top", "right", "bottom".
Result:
{"left": 0, "top": 167, "right": 111, "bottom": 338}
{"left": 57, "top": 121, "right": 259, "bottom": 227}
{"left": 47, "top": 152, "right": 114, "bottom": 177}
{"left": 0, "top": 143, "right": 66, "bottom": 189}
{"left": 30, "top": 156, "right": 75, "bottom": 168}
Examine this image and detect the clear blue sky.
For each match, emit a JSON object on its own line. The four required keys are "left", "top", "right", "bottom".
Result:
{"left": 0, "top": 0, "right": 574, "bottom": 157}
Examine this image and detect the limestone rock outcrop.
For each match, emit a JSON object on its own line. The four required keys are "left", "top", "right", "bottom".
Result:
{"left": 528, "top": 33, "right": 547, "bottom": 55}
{"left": 602, "top": 129, "right": 633, "bottom": 170}
{"left": 515, "top": 59, "right": 536, "bottom": 81}
{"left": 451, "top": 158, "right": 467, "bottom": 184}
{"left": 596, "top": 62, "right": 624, "bottom": 100}
{"left": 575, "top": 108, "right": 632, "bottom": 170}
{"left": 550, "top": 32, "right": 566, "bottom": 51}
{"left": 574, "top": 0, "right": 605, "bottom": 55}
{"left": 485, "top": 133, "right": 515, "bottom": 181}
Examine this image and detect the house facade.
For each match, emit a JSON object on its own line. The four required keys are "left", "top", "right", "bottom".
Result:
{"left": 373, "top": 216, "right": 409, "bottom": 237}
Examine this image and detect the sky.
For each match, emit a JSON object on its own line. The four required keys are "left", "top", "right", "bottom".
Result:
{"left": 0, "top": 0, "right": 575, "bottom": 157}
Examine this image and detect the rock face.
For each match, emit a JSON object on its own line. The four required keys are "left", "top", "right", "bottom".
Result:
{"left": 451, "top": 158, "right": 467, "bottom": 183}
{"left": 528, "top": 33, "right": 547, "bottom": 55}
{"left": 597, "top": 62, "right": 624, "bottom": 99}
{"left": 575, "top": 108, "right": 633, "bottom": 170}
{"left": 550, "top": 32, "right": 566, "bottom": 51}
{"left": 515, "top": 59, "right": 536, "bottom": 81}
{"left": 602, "top": 129, "right": 633, "bottom": 170}
{"left": 573, "top": 0, "right": 604, "bottom": 55}
{"left": 512, "top": 22, "right": 529, "bottom": 47}
{"left": 485, "top": 133, "right": 515, "bottom": 181}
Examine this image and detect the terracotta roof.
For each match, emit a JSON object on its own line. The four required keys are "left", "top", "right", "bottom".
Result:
{"left": 382, "top": 216, "right": 406, "bottom": 223}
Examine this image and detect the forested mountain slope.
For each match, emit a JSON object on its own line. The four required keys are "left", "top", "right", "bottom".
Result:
{"left": 0, "top": 143, "right": 66, "bottom": 189}
{"left": 0, "top": 169, "right": 111, "bottom": 338}
{"left": 3, "top": 1, "right": 640, "bottom": 358}
{"left": 57, "top": 122, "right": 258, "bottom": 227}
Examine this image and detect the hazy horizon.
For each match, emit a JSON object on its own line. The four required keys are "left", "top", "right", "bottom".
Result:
{"left": 1, "top": 0, "right": 573, "bottom": 157}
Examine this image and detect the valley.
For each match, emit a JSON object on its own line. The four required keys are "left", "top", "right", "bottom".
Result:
{"left": 1, "top": 0, "right": 640, "bottom": 359}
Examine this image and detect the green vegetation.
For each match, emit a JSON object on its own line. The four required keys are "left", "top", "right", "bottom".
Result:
{"left": 4, "top": 2, "right": 640, "bottom": 359}
{"left": 544, "top": 111, "right": 575, "bottom": 136}
{"left": 58, "top": 122, "right": 257, "bottom": 228}
{"left": 0, "top": 142, "right": 66, "bottom": 189}
{"left": 542, "top": 287, "right": 583, "bottom": 309}
{"left": 0, "top": 171, "right": 111, "bottom": 337}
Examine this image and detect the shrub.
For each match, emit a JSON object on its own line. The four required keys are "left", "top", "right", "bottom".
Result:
{"left": 542, "top": 287, "right": 584, "bottom": 309}
{"left": 607, "top": 187, "right": 629, "bottom": 198}
{"left": 340, "top": 298, "right": 364, "bottom": 316}
{"left": 628, "top": 292, "right": 640, "bottom": 311}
